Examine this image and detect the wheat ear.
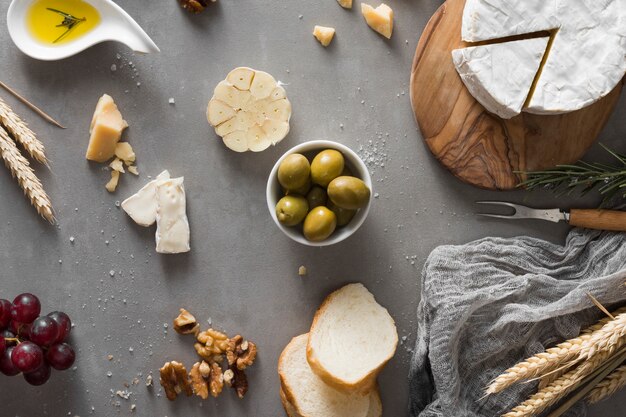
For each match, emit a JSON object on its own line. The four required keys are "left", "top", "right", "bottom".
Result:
{"left": 577, "top": 313, "right": 626, "bottom": 361}
{"left": 0, "top": 97, "right": 47, "bottom": 164}
{"left": 487, "top": 307, "right": 626, "bottom": 394}
{"left": 586, "top": 364, "right": 626, "bottom": 404}
{"left": 0, "top": 125, "right": 54, "bottom": 223}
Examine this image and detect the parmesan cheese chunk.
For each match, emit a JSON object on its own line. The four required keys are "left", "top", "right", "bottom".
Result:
{"left": 361, "top": 3, "right": 393, "bottom": 39}
{"left": 313, "top": 26, "right": 336, "bottom": 47}
{"left": 115, "top": 142, "right": 136, "bottom": 164}
{"left": 105, "top": 170, "right": 120, "bottom": 193}
{"left": 155, "top": 177, "right": 190, "bottom": 254}
{"left": 121, "top": 170, "right": 170, "bottom": 227}
{"left": 337, "top": 0, "right": 352, "bottom": 9}
{"left": 86, "top": 94, "right": 128, "bottom": 163}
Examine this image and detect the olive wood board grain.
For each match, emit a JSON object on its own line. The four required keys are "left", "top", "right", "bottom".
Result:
{"left": 409, "top": 0, "right": 624, "bottom": 190}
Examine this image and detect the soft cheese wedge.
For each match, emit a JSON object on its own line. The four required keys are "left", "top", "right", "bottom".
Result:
{"left": 307, "top": 283, "right": 398, "bottom": 393}
{"left": 452, "top": 37, "right": 549, "bottom": 119}
{"left": 122, "top": 170, "right": 170, "bottom": 227}
{"left": 279, "top": 334, "right": 370, "bottom": 417}
{"left": 458, "top": 0, "right": 626, "bottom": 115}
{"left": 313, "top": 26, "right": 336, "bottom": 47}
{"left": 155, "top": 177, "right": 191, "bottom": 254}
{"left": 207, "top": 67, "right": 291, "bottom": 152}
{"left": 361, "top": 3, "right": 393, "bottom": 39}
{"left": 86, "top": 94, "right": 128, "bottom": 162}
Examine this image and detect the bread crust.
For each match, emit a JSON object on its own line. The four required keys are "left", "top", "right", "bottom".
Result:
{"left": 280, "top": 388, "right": 303, "bottom": 417}
{"left": 278, "top": 335, "right": 307, "bottom": 409}
{"left": 306, "top": 283, "right": 398, "bottom": 394}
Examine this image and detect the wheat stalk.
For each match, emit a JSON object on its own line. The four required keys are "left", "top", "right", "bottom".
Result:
{"left": 577, "top": 312, "right": 626, "bottom": 361}
{"left": 502, "top": 350, "right": 620, "bottom": 417}
{"left": 0, "top": 97, "right": 47, "bottom": 164}
{"left": 0, "top": 125, "right": 54, "bottom": 223}
{"left": 487, "top": 308, "right": 626, "bottom": 394}
{"left": 586, "top": 364, "right": 626, "bottom": 404}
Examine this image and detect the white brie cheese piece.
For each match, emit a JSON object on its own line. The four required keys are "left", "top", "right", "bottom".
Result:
{"left": 155, "top": 177, "right": 191, "bottom": 254}
{"left": 121, "top": 170, "right": 170, "bottom": 227}
{"left": 458, "top": 0, "right": 626, "bottom": 115}
{"left": 452, "top": 38, "right": 549, "bottom": 119}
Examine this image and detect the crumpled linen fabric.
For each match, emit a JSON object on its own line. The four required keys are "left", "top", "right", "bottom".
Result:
{"left": 409, "top": 229, "right": 626, "bottom": 417}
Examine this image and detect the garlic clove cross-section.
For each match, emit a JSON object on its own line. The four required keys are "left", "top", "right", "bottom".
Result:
{"left": 207, "top": 67, "right": 292, "bottom": 152}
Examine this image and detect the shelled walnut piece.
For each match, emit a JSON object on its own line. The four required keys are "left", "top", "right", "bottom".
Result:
{"left": 195, "top": 329, "right": 229, "bottom": 363}
{"left": 227, "top": 335, "right": 257, "bottom": 370}
{"left": 173, "top": 308, "right": 200, "bottom": 335}
{"left": 178, "top": 0, "right": 215, "bottom": 14}
{"left": 159, "top": 361, "right": 192, "bottom": 401}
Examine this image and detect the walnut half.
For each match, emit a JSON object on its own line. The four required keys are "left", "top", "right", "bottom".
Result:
{"left": 177, "top": 0, "right": 216, "bottom": 14}
{"left": 159, "top": 361, "right": 193, "bottom": 401}
{"left": 195, "top": 329, "right": 230, "bottom": 363}
{"left": 173, "top": 308, "right": 200, "bottom": 335}
{"left": 227, "top": 335, "right": 257, "bottom": 370}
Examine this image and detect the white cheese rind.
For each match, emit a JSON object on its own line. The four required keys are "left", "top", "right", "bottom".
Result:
{"left": 460, "top": 0, "right": 626, "bottom": 115}
{"left": 452, "top": 38, "right": 549, "bottom": 119}
{"left": 121, "top": 170, "right": 170, "bottom": 227}
{"left": 155, "top": 177, "right": 191, "bottom": 254}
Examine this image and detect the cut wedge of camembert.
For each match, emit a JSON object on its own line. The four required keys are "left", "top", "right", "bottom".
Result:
{"left": 454, "top": 0, "right": 626, "bottom": 117}
{"left": 452, "top": 38, "right": 549, "bottom": 119}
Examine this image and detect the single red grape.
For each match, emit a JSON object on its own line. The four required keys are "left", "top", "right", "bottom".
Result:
{"left": 24, "top": 362, "right": 51, "bottom": 386}
{"left": 1, "top": 330, "right": 17, "bottom": 346}
{"left": 0, "top": 346, "right": 19, "bottom": 376}
{"left": 46, "top": 343, "right": 75, "bottom": 370}
{"left": 11, "top": 294, "right": 41, "bottom": 324}
{"left": 11, "top": 341, "right": 43, "bottom": 373}
{"left": 29, "top": 317, "right": 59, "bottom": 347}
{"left": 10, "top": 321, "right": 31, "bottom": 340}
{"left": 47, "top": 312, "right": 71, "bottom": 343}
{"left": 0, "top": 299, "right": 11, "bottom": 329}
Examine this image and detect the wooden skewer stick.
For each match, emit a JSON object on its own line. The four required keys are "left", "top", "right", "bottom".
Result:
{"left": 0, "top": 81, "right": 65, "bottom": 129}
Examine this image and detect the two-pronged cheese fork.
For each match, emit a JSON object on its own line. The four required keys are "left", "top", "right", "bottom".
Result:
{"left": 476, "top": 201, "right": 626, "bottom": 232}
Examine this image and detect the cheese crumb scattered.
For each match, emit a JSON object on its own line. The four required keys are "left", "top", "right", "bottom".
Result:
{"left": 298, "top": 266, "right": 307, "bottom": 276}
{"left": 313, "top": 26, "right": 336, "bottom": 47}
{"left": 115, "top": 142, "right": 136, "bottom": 164}
{"left": 110, "top": 158, "right": 126, "bottom": 173}
{"left": 361, "top": 3, "right": 394, "bottom": 39}
{"left": 337, "top": 0, "right": 352, "bottom": 8}
{"left": 106, "top": 171, "right": 120, "bottom": 193}
{"left": 127, "top": 166, "right": 139, "bottom": 175}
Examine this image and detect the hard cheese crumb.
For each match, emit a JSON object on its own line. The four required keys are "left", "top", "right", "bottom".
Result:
{"left": 298, "top": 266, "right": 307, "bottom": 276}
{"left": 361, "top": 3, "right": 394, "bottom": 39}
{"left": 313, "top": 26, "right": 336, "bottom": 47}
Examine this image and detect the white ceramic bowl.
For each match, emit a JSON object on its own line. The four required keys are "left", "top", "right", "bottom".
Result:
{"left": 267, "top": 140, "right": 373, "bottom": 247}
{"left": 7, "top": 0, "right": 159, "bottom": 61}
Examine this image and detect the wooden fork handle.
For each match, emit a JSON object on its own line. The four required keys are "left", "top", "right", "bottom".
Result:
{"left": 569, "top": 209, "right": 626, "bottom": 232}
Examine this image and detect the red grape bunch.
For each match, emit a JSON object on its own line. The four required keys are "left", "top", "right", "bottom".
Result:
{"left": 0, "top": 293, "right": 75, "bottom": 386}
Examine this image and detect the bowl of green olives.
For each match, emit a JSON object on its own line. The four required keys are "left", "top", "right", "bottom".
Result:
{"left": 267, "top": 140, "right": 373, "bottom": 246}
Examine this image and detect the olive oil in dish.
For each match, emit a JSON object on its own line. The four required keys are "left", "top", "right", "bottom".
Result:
{"left": 27, "top": 0, "right": 100, "bottom": 45}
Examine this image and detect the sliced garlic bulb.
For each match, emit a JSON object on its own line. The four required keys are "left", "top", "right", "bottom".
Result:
{"left": 207, "top": 67, "right": 292, "bottom": 152}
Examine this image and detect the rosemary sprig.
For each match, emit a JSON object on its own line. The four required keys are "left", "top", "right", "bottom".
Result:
{"left": 46, "top": 8, "right": 86, "bottom": 43}
{"left": 519, "top": 145, "right": 626, "bottom": 203}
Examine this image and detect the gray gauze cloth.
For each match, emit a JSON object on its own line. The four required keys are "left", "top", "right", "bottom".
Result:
{"left": 409, "top": 229, "right": 626, "bottom": 417}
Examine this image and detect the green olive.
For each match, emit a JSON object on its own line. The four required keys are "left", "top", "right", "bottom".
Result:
{"left": 303, "top": 207, "right": 337, "bottom": 242}
{"left": 311, "top": 149, "right": 344, "bottom": 187}
{"left": 306, "top": 186, "right": 327, "bottom": 209}
{"left": 275, "top": 195, "right": 309, "bottom": 226}
{"left": 288, "top": 177, "right": 311, "bottom": 196}
{"left": 328, "top": 201, "right": 357, "bottom": 227}
{"left": 278, "top": 154, "right": 311, "bottom": 191}
{"left": 327, "top": 176, "right": 371, "bottom": 210}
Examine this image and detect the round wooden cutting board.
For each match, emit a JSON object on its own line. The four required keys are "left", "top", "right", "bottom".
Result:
{"left": 410, "top": 0, "right": 624, "bottom": 190}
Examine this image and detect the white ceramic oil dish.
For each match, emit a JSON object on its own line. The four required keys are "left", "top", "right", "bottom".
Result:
{"left": 267, "top": 140, "right": 373, "bottom": 247}
{"left": 7, "top": 0, "right": 159, "bottom": 61}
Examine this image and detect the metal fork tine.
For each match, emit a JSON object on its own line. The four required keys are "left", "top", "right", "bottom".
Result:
{"left": 476, "top": 213, "right": 517, "bottom": 220}
{"left": 475, "top": 201, "right": 522, "bottom": 210}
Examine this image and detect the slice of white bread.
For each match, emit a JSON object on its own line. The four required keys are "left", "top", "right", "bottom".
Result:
{"left": 278, "top": 334, "right": 370, "bottom": 417}
{"left": 280, "top": 386, "right": 382, "bottom": 417}
{"left": 307, "top": 283, "right": 398, "bottom": 392}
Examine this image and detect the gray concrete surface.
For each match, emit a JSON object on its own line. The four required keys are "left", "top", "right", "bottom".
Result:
{"left": 0, "top": 1, "right": 624, "bottom": 416}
